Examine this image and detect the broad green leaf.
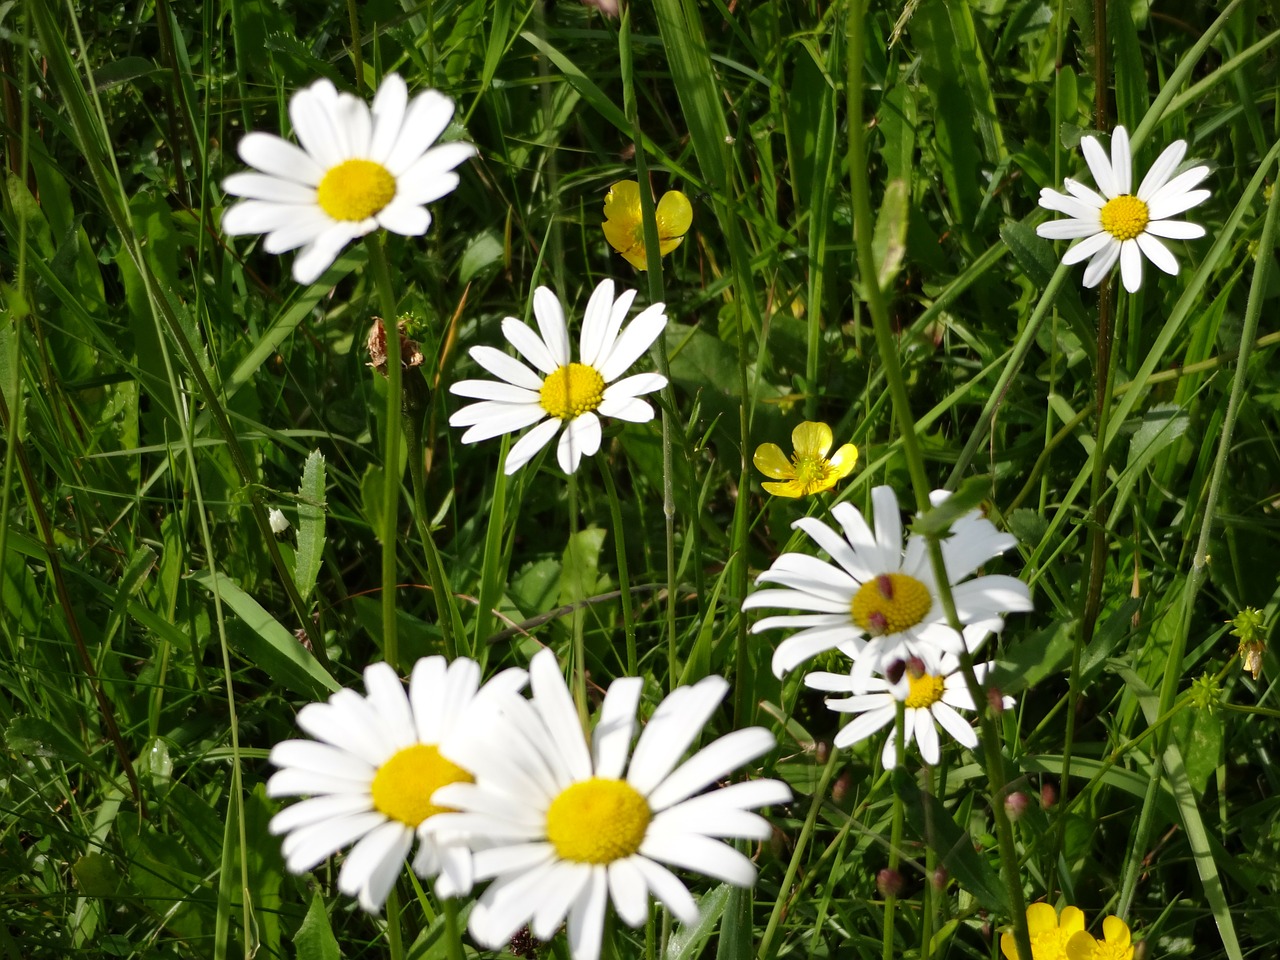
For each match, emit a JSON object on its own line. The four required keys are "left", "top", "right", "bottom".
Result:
{"left": 294, "top": 450, "right": 327, "bottom": 603}
{"left": 560, "top": 527, "right": 607, "bottom": 607}
{"left": 294, "top": 893, "right": 340, "bottom": 960}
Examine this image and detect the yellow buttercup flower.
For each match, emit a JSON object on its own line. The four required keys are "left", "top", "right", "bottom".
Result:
{"left": 1001, "top": 903, "right": 1086, "bottom": 960}
{"left": 753, "top": 421, "right": 857, "bottom": 498}
{"left": 602, "top": 180, "right": 693, "bottom": 270}
{"left": 1066, "top": 916, "right": 1135, "bottom": 960}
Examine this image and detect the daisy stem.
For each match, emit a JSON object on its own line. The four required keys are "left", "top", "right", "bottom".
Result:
{"left": 846, "top": 4, "right": 1031, "bottom": 956}
{"left": 1054, "top": 278, "right": 1120, "bottom": 893}
{"left": 385, "top": 886, "right": 405, "bottom": 960}
{"left": 757, "top": 744, "right": 840, "bottom": 960}
{"left": 881, "top": 707, "right": 907, "bottom": 960}
{"left": 621, "top": 6, "right": 682, "bottom": 695}
{"left": 442, "top": 898, "right": 464, "bottom": 960}
{"left": 568, "top": 471, "right": 588, "bottom": 727}
{"left": 599, "top": 463, "right": 639, "bottom": 676}
{"left": 367, "top": 234, "right": 403, "bottom": 671}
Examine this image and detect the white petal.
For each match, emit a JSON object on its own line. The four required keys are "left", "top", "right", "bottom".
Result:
{"left": 1038, "top": 189, "right": 1104, "bottom": 222}
{"left": 504, "top": 417, "right": 563, "bottom": 473}
{"left": 1147, "top": 186, "right": 1211, "bottom": 221}
{"left": 454, "top": 402, "right": 548, "bottom": 443}
{"left": 597, "top": 396, "right": 656, "bottom": 423}
{"left": 596, "top": 288, "right": 638, "bottom": 369}
{"left": 567, "top": 868, "right": 609, "bottom": 960}
{"left": 647, "top": 727, "right": 775, "bottom": 810}
{"left": 608, "top": 858, "right": 651, "bottom": 928}
{"left": 528, "top": 649, "right": 594, "bottom": 781}
{"left": 831, "top": 499, "right": 890, "bottom": 580}
{"left": 450, "top": 380, "right": 542, "bottom": 404}
{"left": 289, "top": 78, "right": 345, "bottom": 170}
{"left": 578, "top": 278, "right": 617, "bottom": 368}
{"left": 261, "top": 209, "right": 333, "bottom": 254}
{"left": 1109, "top": 126, "right": 1132, "bottom": 195}
{"left": 1062, "top": 178, "right": 1106, "bottom": 207}
{"left": 1061, "top": 230, "right": 1114, "bottom": 266}
{"left": 393, "top": 156, "right": 467, "bottom": 207}
{"left": 502, "top": 316, "right": 561, "bottom": 375}
{"left": 791, "top": 516, "right": 872, "bottom": 582}
{"left": 599, "top": 303, "right": 667, "bottom": 383}
{"left": 1081, "top": 237, "right": 1121, "bottom": 287}
{"left": 469, "top": 345, "right": 546, "bottom": 390}
{"left": 1037, "top": 219, "right": 1103, "bottom": 240}
{"left": 269, "top": 793, "right": 374, "bottom": 835}
{"left": 1143, "top": 219, "right": 1205, "bottom": 240}
{"left": 222, "top": 199, "right": 304, "bottom": 237}
{"left": 557, "top": 413, "right": 601, "bottom": 473}
{"left": 1136, "top": 232, "right": 1180, "bottom": 276}
{"left": 1146, "top": 165, "right": 1211, "bottom": 209}
{"left": 648, "top": 804, "right": 771, "bottom": 841}
{"left": 1080, "top": 134, "right": 1119, "bottom": 197}
{"left": 627, "top": 676, "right": 729, "bottom": 795}
{"left": 471, "top": 860, "right": 558, "bottom": 946}
{"left": 292, "top": 224, "right": 363, "bottom": 285}
{"left": 912, "top": 710, "right": 939, "bottom": 765}
{"left": 268, "top": 739, "right": 375, "bottom": 785}
{"left": 532, "top": 862, "right": 592, "bottom": 940}
{"left": 295, "top": 690, "right": 396, "bottom": 765}
{"left": 601, "top": 372, "right": 667, "bottom": 402}
{"left": 384, "top": 89, "right": 455, "bottom": 175}
{"left": 280, "top": 810, "right": 385, "bottom": 873}
{"left": 533, "top": 286, "right": 571, "bottom": 367}
{"left": 1119, "top": 240, "right": 1144, "bottom": 292}
{"left": 363, "top": 661, "right": 415, "bottom": 751}
{"left": 376, "top": 200, "right": 431, "bottom": 236}
{"left": 333, "top": 91, "right": 373, "bottom": 159}
{"left": 237, "top": 131, "right": 324, "bottom": 185}
{"left": 594, "top": 676, "right": 642, "bottom": 779}
{"left": 1136, "top": 138, "right": 1186, "bottom": 200}
{"left": 340, "top": 820, "right": 412, "bottom": 912}
{"left": 472, "top": 843, "right": 558, "bottom": 881}
{"left": 369, "top": 74, "right": 408, "bottom": 164}
{"left": 832, "top": 705, "right": 895, "bottom": 749}
{"left": 772, "top": 626, "right": 859, "bottom": 678}
{"left": 223, "top": 172, "right": 316, "bottom": 204}
{"left": 742, "top": 586, "right": 850, "bottom": 616}
{"left": 932, "top": 702, "right": 979, "bottom": 750}
{"left": 631, "top": 856, "right": 698, "bottom": 925}
{"left": 639, "top": 832, "right": 757, "bottom": 886}
{"left": 428, "top": 840, "right": 474, "bottom": 897}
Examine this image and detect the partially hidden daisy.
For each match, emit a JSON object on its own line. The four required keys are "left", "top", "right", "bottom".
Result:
{"left": 449, "top": 279, "right": 668, "bottom": 475}
{"left": 222, "top": 74, "right": 475, "bottom": 284}
{"left": 742, "top": 485, "right": 1032, "bottom": 682}
{"left": 1037, "top": 125, "right": 1210, "bottom": 293}
{"left": 1066, "top": 916, "right": 1135, "bottom": 960}
{"left": 805, "top": 644, "right": 1012, "bottom": 766}
{"left": 266, "top": 656, "right": 526, "bottom": 912}
{"left": 423, "top": 649, "right": 791, "bottom": 960}
{"left": 603, "top": 180, "right": 693, "bottom": 270}
{"left": 753, "top": 421, "right": 858, "bottom": 498}
{"left": 1001, "top": 903, "right": 1087, "bottom": 960}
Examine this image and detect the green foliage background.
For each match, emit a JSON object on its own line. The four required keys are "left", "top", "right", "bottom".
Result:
{"left": 3, "top": 0, "right": 1280, "bottom": 957}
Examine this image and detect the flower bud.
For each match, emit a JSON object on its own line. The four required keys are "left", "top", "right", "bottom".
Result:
{"left": 876, "top": 868, "right": 904, "bottom": 899}
{"left": 1004, "top": 791, "right": 1029, "bottom": 821}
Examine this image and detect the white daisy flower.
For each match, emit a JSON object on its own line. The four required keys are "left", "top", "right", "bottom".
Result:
{"left": 805, "top": 648, "right": 1013, "bottom": 766}
{"left": 266, "top": 656, "right": 526, "bottom": 912}
{"left": 268, "top": 507, "right": 290, "bottom": 534}
{"left": 449, "top": 279, "right": 668, "bottom": 475}
{"left": 741, "top": 485, "right": 1032, "bottom": 683}
{"left": 222, "top": 74, "right": 474, "bottom": 285}
{"left": 1036, "top": 125, "right": 1210, "bottom": 293}
{"left": 423, "top": 649, "right": 790, "bottom": 960}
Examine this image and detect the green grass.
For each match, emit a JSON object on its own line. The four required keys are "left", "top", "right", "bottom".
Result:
{"left": 4, "top": 0, "right": 1280, "bottom": 958}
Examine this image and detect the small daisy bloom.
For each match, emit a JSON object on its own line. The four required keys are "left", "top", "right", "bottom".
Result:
{"left": 1066, "top": 916, "right": 1135, "bottom": 960}
{"left": 1001, "top": 903, "right": 1088, "bottom": 960}
{"left": 424, "top": 649, "right": 791, "bottom": 960}
{"left": 449, "top": 279, "right": 668, "bottom": 475}
{"left": 266, "top": 657, "right": 526, "bottom": 912}
{"left": 1037, "top": 125, "right": 1210, "bottom": 293}
{"left": 753, "top": 420, "right": 858, "bottom": 498}
{"left": 742, "top": 485, "right": 1032, "bottom": 682}
{"left": 805, "top": 646, "right": 1011, "bottom": 766}
{"left": 602, "top": 180, "right": 693, "bottom": 270}
{"left": 222, "top": 74, "right": 475, "bottom": 284}
{"left": 268, "top": 507, "right": 290, "bottom": 534}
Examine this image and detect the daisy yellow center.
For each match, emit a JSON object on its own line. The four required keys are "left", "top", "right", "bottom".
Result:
{"left": 904, "top": 673, "right": 947, "bottom": 709}
{"left": 316, "top": 159, "right": 397, "bottom": 222}
{"left": 545, "top": 777, "right": 651, "bottom": 864}
{"left": 1099, "top": 195, "right": 1149, "bottom": 241}
{"left": 850, "top": 573, "right": 932, "bottom": 636}
{"left": 540, "top": 363, "right": 605, "bottom": 420}
{"left": 370, "top": 744, "right": 472, "bottom": 827}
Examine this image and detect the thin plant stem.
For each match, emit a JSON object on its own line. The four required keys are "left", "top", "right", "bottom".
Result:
{"left": 367, "top": 234, "right": 404, "bottom": 671}
{"left": 757, "top": 746, "right": 841, "bottom": 960}
{"left": 568, "top": 471, "right": 588, "bottom": 728}
{"left": 600, "top": 463, "right": 639, "bottom": 676}
{"left": 385, "top": 886, "right": 405, "bottom": 960}
{"left": 881, "top": 705, "right": 907, "bottom": 960}
{"left": 443, "top": 898, "right": 464, "bottom": 960}
{"left": 846, "top": 4, "right": 1031, "bottom": 957}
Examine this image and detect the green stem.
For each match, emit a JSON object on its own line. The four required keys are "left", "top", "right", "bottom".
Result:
{"left": 600, "top": 463, "right": 639, "bottom": 676}
{"left": 846, "top": 3, "right": 1031, "bottom": 956}
{"left": 568, "top": 471, "right": 588, "bottom": 727}
{"left": 757, "top": 746, "right": 840, "bottom": 960}
{"left": 442, "top": 898, "right": 464, "bottom": 960}
{"left": 385, "top": 885, "right": 405, "bottom": 960}
{"left": 881, "top": 706, "right": 906, "bottom": 960}
{"left": 367, "top": 234, "right": 403, "bottom": 671}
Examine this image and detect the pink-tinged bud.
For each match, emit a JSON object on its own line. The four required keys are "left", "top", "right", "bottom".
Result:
{"left": 832, "top": 768, "right": 853, "bottom": 804}
{"left": 885, "top": 659, "right": 907, "bottom": 684}
{"left": 868, "top": 611, "right": 889, "bottom": 635}
{"left": 1004, "top": 791, "right": 1029, "bottom": 821}
{"left": 816, "top": 740, "right": 830, "bottom": 764}
{"left": 931, "top": 866, "right": 948, "bottom": 891}
{"left": 1040, "top": 782, "right": 1058, "bottom": 809}
{"left": 876, "top": 868, "right": 904, "bottom": 899}
{"left": 905, "top": 656, "right": 926, "bottom": 679}
{"left": 876, "top": 574, "right": 895, "bottom": 599}
{"left": 986, "top": 686, "right": 1006, "bottom": 715}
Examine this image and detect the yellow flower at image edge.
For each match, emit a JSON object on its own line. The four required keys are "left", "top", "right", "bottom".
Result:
{"left": 753, "top": 420, "right": 857, "bottom": 497}
{"left": 1001, "top": 903, "right": 1085, "bottom": 960}
{"left": 603, "top": 180, "right": 693, "bottom": 270}
{"left": 1067, "top": 916, "right": 1135, "bottom": 960}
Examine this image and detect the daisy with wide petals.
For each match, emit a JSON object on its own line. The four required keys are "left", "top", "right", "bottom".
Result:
{"left": 742, "top": 485, "right": 1032, "bottom": 682}
{"left": 753, "top": 420, "right": 858, "bottom": 498}
{"left": 222, "top": 74, "right": 475, "bottom": 284}
{"left": 423, "top": 649, "right": 790, "bottom": 960}
{"left": 266, "top": 657, "right": 526, "bottom": 912}
{"left": 805, "top": 645, "right": 1011, "bottom": 766}
{"left": 1037, "top": 125, "right": 1210, "bottom": 293}
{"left": 1001, "top": 903, "right": 1087, "bottom": 960}
{"left": 602, "top": 180, "right": 694, "bottom": 270}
{"left": 449, "top": 279, "right": 668, "bottom": 475}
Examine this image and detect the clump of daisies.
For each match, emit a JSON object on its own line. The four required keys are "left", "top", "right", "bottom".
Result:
{"left": 222, "top": 74, "right": 474, "bottom": 284}
{"left": 449, "top": 279, "right": 668, "bottom": 475}
{"left": 1036, "top": 125, "right": 1210, "bottom": 292}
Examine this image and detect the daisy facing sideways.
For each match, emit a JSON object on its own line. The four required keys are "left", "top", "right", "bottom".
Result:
{"left": 805, "top": 643, "right": 1012, "bottom": 766}
{"left": 1037, "top": 125, "right": 1210, "bottom": 292}
{"left": 222, "top": 74, "right": 474, "bottom": 284}
{"left": 449, "top": 279, "right": 668, "bottom": 475}
{"left": 742, "top": 485, "right": 1032, "bottom": 682}
{"left": 266, "top": 657, "right": 526, "bottom": 912}
{"left": 423, "top": 649, "right": 791, "bottom": 960}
